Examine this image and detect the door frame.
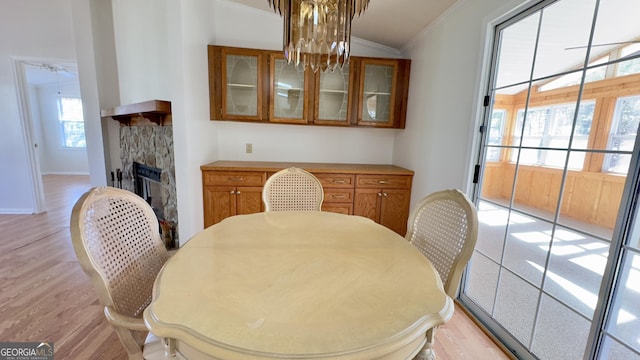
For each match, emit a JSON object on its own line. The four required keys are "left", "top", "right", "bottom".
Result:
{"left": 11, "top": 56, "right": 78, "bottom": 213}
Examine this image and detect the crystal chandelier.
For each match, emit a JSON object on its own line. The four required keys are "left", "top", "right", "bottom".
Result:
{"left": 268, "top": 0, "right": 370, "bottom": 72}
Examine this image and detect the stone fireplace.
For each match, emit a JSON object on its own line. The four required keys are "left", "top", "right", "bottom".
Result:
{"left": 102, "top": 100, "right": 178, "bottom": 247}
{"left": 119, "top": 125, "right": 177, "bottom": 246}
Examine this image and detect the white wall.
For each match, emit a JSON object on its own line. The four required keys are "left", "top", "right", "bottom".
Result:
{"left": 110, "top": 0, "right": 404, "bottom": 241}
{"left": 0, "top": 0, "right": 78, "bottom": 213}
{"left": 394, "top": 0, "right": 530, "bottom": 207}
{"left": 34, "top": 81, "right": 89, "bottom": 175}
{"left": 211, "top": 0, "right": 401, "bottom": 166}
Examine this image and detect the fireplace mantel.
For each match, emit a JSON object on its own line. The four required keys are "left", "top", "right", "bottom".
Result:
{"left": 101, "top": 100, "right": 171, "bottom": 126}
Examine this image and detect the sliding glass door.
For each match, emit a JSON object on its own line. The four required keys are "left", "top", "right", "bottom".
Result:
{"left": 461, "top": 0, "right": 640, "bottom": 358}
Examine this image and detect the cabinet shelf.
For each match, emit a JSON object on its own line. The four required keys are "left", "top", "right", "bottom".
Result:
{"left": 363, "top": 91, "right": 392, "bottom": 96}
{"left": 228, "top": 83, "right": 257, "bottom": 88}
{"left": 320, "top": 89, "right": 348, "bottom": 94}
{"left": 274, "top": 87, "right": 304, "bottom": 91}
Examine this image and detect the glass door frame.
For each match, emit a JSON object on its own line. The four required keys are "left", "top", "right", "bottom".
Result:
{"left": 460, "top": 0, "right": 640, "bottom": 358}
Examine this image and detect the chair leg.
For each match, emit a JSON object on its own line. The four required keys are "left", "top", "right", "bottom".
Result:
{"left": 414, "top": 327, "right": 437, "bottom": 360}
{"left": 112, "top": 327, "right": 144, "bottom": 360}
{"left": 164, "top": 337, "right": 176, "bottom": 358}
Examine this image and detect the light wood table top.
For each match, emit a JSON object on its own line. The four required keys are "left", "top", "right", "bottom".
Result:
{"left": 144, "top": 211, "right": 454, "bottom": 360}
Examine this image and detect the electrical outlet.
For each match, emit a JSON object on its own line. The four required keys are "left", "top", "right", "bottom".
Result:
{"left": 245, "top": 143, "right": 253, "bottom": 154}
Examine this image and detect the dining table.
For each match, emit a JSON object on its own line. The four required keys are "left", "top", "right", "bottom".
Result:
{"left": 143, "top": 211, "right": 454, "bottom": 360}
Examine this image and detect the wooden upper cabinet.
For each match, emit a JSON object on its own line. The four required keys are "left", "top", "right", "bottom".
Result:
{"left": 313, "top": 63, "right": 354, "bottom": 126}
{"left": 353, "top": 57, "right": 411, "bottom": 129}
{"left": 269, "top": 52, "right": 312, "bottom": 124}
{"left": 208, "top": 45, "right": 410, "bottom": 128}
{"left": 208, "top": 46, "right": 269, "bottom": 122}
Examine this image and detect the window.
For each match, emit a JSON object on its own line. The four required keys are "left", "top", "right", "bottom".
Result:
{"left": 603, "top": 95, "right": 640, "bottom": 174}
{"left": 58, "top": 97, "right": 86, "bottom": 148}
{"left": 512, "top": 101, "right": 595, "bottom": 169}
{"left": 486, "top": 109, "right": 506, "bottom": 161}
{"left": 539, "top": 57, "right": 608, "bottom": 92}
{"left": 616, "top": 43, "right": 640, "bottom": 77}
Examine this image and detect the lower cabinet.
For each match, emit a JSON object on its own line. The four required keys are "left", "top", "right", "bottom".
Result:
{"left": 353, "top": 175, "right": 413, "bottom": 235}
{"left": 353, "top": 189, "right": 411, "bottom": 236}
{"left": 202, "top": 171, "right": 265, "bottom": 227}
{"left": 201, "top": 161, "right": 414, "bottom": 235}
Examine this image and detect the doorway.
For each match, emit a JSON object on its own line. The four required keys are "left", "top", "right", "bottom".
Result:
{"left": 13, "top": 58, "right": 87, "bottom": 213}
{"left": 461, "top": 0, "right": 640, "bottom": 359}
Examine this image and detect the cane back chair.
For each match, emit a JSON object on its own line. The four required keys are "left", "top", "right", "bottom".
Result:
{"left": 406, "top": 189, "right": 478, "bottom": 298}
{"left": 70, "top": 186, "right": 168, "bottom": 359}
{"left": 262, "top": 167, "right": 324, "bottom": 211}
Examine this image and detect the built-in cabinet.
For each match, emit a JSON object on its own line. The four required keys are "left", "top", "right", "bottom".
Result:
{"left": 201, "top": 161, "right": 414, "bottom": 235}
{"left": 202, "top": 170, "right": 266, "bottom": 226}
{"left": 208, "top": 45, "right": 411, "bottom": 128}
{"left": 209, "top": 46, "right": 269, "bottom": 121}
{"left": 353, "top": 175, "right": 413, "bottom": 235}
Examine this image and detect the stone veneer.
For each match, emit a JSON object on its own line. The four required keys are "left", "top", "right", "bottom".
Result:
{"left": 119, "top": 125, "right": 178, "bottom": 243}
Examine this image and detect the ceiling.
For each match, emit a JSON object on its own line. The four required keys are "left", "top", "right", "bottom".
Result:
{"left": 23, "top": 0, "right": 451, "bottom": 87}
{"left": 227, "top": 0, "right": 457, "bottom": 50}
{"left": 24, "top": 0, "right": 640, "bottom": 91}
{"left": 24, "top": 62, "right": 78, "bottom": 86}
{"left": 231, "top": 0, "right": 640, "bottom": 95}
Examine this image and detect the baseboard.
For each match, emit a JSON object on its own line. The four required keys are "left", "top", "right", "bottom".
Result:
{"left": 0, "top": 208, "right": 35, "bottom": 215}
{"left": 41, "top": 171, "right": 90, "bottom": 176}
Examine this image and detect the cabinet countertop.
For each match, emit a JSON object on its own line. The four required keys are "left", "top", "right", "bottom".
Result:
{"left": 200, "top": 160, "right": 414, "bottom": 175}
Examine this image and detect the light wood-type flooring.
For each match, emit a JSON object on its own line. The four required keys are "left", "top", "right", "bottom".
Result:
{"left": 0, "top": 175, "right": 512, "bottom": 360}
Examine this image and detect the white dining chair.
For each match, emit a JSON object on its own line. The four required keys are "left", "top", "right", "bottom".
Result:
{"left": 70, "top": 186, "right": 168, "bottom": 359}
{"left": 406, "top": 189, "right": 479, "bottom": 298}
{"left": 262, "top": 167, "right": 324, "bottom": 211}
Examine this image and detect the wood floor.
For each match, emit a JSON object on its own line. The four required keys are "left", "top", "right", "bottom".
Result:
{"left": 0, "top": 175, "right": 512, "bottom": 360}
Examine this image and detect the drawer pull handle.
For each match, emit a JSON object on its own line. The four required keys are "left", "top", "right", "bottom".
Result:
{"left": 230, "top": 190, "right": 236, "bottom": 194}
{"left": 383, "top": 192, "right": 388, "bottom": 197}
{"left": 378, "top": 192, "right": 383, "bottom": 197}
{"left": 229, "top": 176, "right": 244, "bottom": 181}
{"left": 378, "top": 180, "right": 389, "bottom": 184}
{"left": 236, "top": 190, "right": 241, "bottom": 195}
{"left": 332, "top": 180, "right": 346, "bottom": 184}
{"left": 332, "top": 194, "right": 346, "bottom": 199}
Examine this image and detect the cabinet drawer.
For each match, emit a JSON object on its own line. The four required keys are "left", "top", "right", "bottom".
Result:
{"left": 323, "top": 189, "right": 354, "bottom": 203}
{"left": 314, "top": 173, "right": 355, "bottom": 188}
{"left": 355, "top": 175, "right": 412, "bottom": 189}
{"left": 203, "top": 171, "right": 265, "bottom": 186}
{"left": 322, "top": 202, "right": 353, "bottom": 215}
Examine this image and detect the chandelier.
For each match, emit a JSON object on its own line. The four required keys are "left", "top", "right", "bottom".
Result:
{"left": 268, "top": 0, "right": 370, "bottom": 72}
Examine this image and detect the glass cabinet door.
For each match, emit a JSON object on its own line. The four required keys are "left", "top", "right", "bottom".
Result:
{"left": 225, "top": 54, "right": 259, "bottom": 116}
{"left": 314, "top": 64, "right": 352, "bottom": 126}
{"left": 357, "top": 60, "right": 398, "bottom": 127}
{"left": 209, "top": 46, "right": 266, "bottom": 121}
{"left": 270, "top": 54, "right": 309, "bottom": 124}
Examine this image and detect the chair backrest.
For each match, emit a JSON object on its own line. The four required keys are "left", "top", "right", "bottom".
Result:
{"left": 262, "top": 167, "right": 324, "bottom": 211}
{"left": 406, "top": 189, "right": 478, "bottom": 298}
{"left": 70, "top": 186, "right": 168, "bottom": 357}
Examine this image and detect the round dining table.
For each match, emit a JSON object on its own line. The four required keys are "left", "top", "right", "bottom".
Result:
{"left": 144, "top": 211, "right": 453, "bottom": 360}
